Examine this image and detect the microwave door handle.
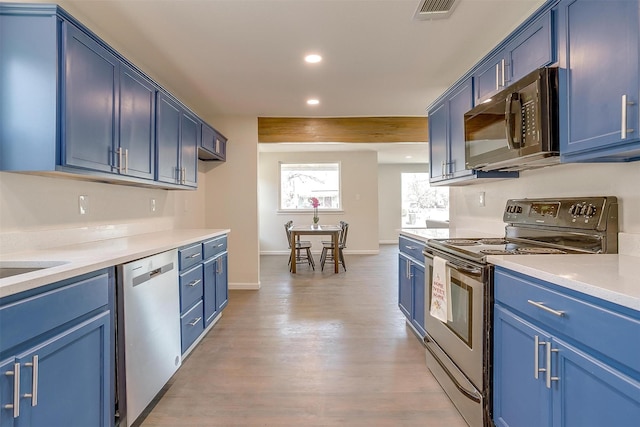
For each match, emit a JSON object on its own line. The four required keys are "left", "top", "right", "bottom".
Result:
{"left": 505, "top": 92, "right": 521, "bottom": 149}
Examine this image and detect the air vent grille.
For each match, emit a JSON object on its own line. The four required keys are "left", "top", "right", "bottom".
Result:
{"left": 414, "top": 0, "right": 460, "bottom": 20}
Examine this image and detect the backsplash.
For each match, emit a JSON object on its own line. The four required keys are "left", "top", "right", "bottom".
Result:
{"left": 0, "top": 171, "right": 207, "bottom": 254}
{"left": 449, "top": 161, "right": 640, "bottom": 240}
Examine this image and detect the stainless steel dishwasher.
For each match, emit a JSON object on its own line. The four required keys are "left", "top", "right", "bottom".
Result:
{"left": 116, "top": 249, "right": 181, "bottom": 427}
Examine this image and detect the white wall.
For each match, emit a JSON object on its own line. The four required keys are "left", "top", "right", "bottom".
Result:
{"left": 258, "top": 150, "right": 379, "bottom": 255}
{"left": 204, "top": 116, "right": 260, "bottom": 289}
{"left": 378, "top": 163, "right": 430, "bottom": 243}
{"left": 449, "top": 162, "right": 640, "bottom": 235}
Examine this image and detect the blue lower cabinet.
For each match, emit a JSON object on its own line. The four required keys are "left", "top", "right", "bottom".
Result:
{"left": 178, "top": 235, "right": 229, "bottom": 354}
{"left": 0, "top": 270, "right": 112, "bottom": 427}
{"left": 493, "top": 267, "right": 640, "bottom": 427}
{"left": 180, "top": 300, "right": 204, "bottom": 354}
{"left": 398, "top": 237, "right": 427, "bottom": 338}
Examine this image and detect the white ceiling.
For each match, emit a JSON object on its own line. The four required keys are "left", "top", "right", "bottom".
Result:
{"left": 46, "top": 0, "right": 546, "bottom": 162}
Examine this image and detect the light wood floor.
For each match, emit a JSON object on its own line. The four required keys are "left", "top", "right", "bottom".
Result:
{"left": 139, "top": 245, "right": 467, "bottom": 426}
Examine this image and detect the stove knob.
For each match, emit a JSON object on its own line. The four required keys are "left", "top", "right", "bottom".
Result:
{"left": 584, "top": 204, "right": 597, "bottom": 217}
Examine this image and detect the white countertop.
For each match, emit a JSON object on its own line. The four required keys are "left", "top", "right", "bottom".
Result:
{"left": 488, "top": 254, "right": 640, "bottom": 311}
{"left": 399, "top": 228, "right": 450, "bottom": 242}
{"left": 0, "top": 229, "right": 230, "bottom": 298}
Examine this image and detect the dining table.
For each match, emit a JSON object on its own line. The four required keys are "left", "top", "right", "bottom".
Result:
{"left": 289, "top": 224, "right": 342, "bottom": 273}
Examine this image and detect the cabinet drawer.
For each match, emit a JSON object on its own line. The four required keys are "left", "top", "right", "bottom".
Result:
{"left": 203, "top": 235, "right": 227, "bottom": 259}
{"left": 180, "top": 299, "right": 204, "bottom": 354}
{"left": 495, "top": 269, "right": 640, "bottom": 373}
{"left": 399, "top": 236, "right": 426, "bottom": 262}
{"left": 0, "top": 271, "right": 109, "bottom": 352}
{"left": 179, "top": 264, "right": 203, "bottom": 313}
{"left": 179, "top": 243, "right": 202, "bottom": 270}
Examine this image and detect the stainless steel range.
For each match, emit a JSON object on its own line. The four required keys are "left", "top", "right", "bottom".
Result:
{"left": 422, "top": 196, "right": 619, "bottom": 427}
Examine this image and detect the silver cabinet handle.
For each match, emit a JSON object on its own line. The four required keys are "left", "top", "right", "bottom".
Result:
{"left": 215, "top": 243, "right": 224, "bottom": 248}
{"left": 24, "top": 355, "right": 38, "bottom": 406}
{"left": 187, "top": 253, "right": 201, "bottom": 259}
{"left": 187, "top": 279, "right": 201, "bottom": 287}
{"left": 405, "top": 245, "right": 417, "bottom": 250}
{"left": 182, "top": 167, "right": 186, "bottom": 184}
{"left": 527, "top": 300, "right": 565, "bottom": 317}
{"left": 621, "top": 94, "right": 635, "bottom": 139}
{"left": 534, "top": 335, "right": 546, "bottom": 380}
{"left": 501, "top": 58, "right": 506, "bottom": 87}
{"left": 124, "top": 148, "right": 129, "bottom": 173}
{"left": 117, "top": 147, "right": 124, "bottom": 172}
{"left": 495, "top": 63, "right": 500, "bottom": 90}
{"left": 216, "top": 259, "right": 222, "bottom": 274}
{"left": 4, "top": 362, "right": 20, "bottom": 418}
{"left": 441, "top": 160, "right": 446, "bottom": 178}
{"left": 188, "top": 317, "right": 202, "bottom": 326}
{"left": 545, "top": 342, "right": 560, "bottom": 388}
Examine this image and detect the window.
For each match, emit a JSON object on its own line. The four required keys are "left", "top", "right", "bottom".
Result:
{"left": 401, "top": 173, "right": 449, "bottom": 227}
{"left": 280, "top": 162, "right": 341, "bottom": 210}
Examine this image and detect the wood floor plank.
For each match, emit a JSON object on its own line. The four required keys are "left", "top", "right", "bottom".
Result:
{"left": 137, "top": 245, "right": 467, "bottom": 427}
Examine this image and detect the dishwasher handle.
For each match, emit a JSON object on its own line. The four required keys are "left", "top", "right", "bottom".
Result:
{"left": 132, "top": 262, "right": 175, "bottom": 287}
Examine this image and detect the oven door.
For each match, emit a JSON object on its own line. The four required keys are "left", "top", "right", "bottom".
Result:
{"left": 423, "top": 250, "right": 486, "bottom": 389}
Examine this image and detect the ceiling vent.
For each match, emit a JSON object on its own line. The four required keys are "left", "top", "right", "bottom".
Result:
{"left": 413, "top": 0, "right": 460, "bottom": 20}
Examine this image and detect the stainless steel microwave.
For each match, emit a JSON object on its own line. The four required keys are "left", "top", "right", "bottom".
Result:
{"left": 464, "top": 67, "right": 559, "bottom": 172}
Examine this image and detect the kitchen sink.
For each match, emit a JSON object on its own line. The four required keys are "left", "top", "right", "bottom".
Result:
{"left": 0, "top": 261, "right": 68, "bottom": 279}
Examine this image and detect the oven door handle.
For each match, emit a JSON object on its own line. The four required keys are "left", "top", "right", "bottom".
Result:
{"left": 423, "top": 336, "right": 482, "bottom": 404}
{"left": 424, "top": 251, "right": 484, "bottom": 277}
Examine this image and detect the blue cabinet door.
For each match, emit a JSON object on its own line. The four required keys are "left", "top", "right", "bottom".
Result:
{"left": 474, "top": 50, "right": 506, "bottom": 104}
{"left": 119, "top": 63, "right": 156, "bottom": 180}
{"left": 428, "top": 101, "right": 448, "bottom": 183}
{"left": 411, "top": 263, "right": 426, "bottom": 337}
{"left": 7, "top": 312, "right": 111, "bottom": 427}
{"left": 180, "top": 111, "right": 199, "bottom": 188}
{"left": 215, "top": 253, "right": 228, "bottom": 312}
{"left": 203, "top": 258, "right": 218, "bottom": 326}
{"left": 508, "top": 11, "right": 553, "bottom": 84}
{"left": 398, "top": 254, "right": 412, "bottom": 319}
{"left": 552, "top": 337, "right": 640, "bottom": 426}
{"left": 62, "top": 22, "right": 119, "bottom": 173}
{"left": 493, "top": 305, "right": 551, "bottom": 427}
{"left": 559, "top": 0, "right": 640, "bottom": 159}
{"left": 156, "top": 92, "right": 181, "bottom": 184}
{"left": 447, "top": 78, "right": 474, "bottom": 179}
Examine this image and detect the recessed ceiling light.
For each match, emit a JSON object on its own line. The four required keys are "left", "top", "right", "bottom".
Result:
{"left": 305, "top": 54, "right": 322, "bottom": 63}
{"left": 405, "top": 155, "right": 413, "bottom": 159}
{"left": 307, "top": 99, "right": 320, "bottom": 105}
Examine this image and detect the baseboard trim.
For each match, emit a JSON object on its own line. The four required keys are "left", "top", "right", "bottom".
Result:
{"left": 261, "top": 249, "right": 379, "bottom": 256}
{"left": 229, "top": 282, "right": 260, "bottom": 290}
{"left": 379, "top": 240, "right": 398, "bottom": 245}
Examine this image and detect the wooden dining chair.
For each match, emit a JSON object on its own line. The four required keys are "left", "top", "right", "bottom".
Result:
{"left": 284, "top": 221, "right": 315, "bottom": 271}
{"left": 320, "top": 221, "right": 348, "bottom": 271}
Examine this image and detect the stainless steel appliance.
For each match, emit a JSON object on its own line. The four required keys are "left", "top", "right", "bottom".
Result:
{"left": 423, "top": 196, "right": 619, "bottom": 427}
{"left": 115, "top": 250, "right": 182, "bottom": 427}
{"left": 464, "top": 68, "right": 559, "bottom": 172}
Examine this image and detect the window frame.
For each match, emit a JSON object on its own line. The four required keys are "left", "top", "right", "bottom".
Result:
{"left": 278, "top": 161, "right": 343, "bottom": 213}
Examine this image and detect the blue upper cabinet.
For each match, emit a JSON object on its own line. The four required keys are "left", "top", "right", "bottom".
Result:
{"left": 474, "top": 9, "right": 554, "bottom": 104}
{"left": 558, "top": 0, "right": 640, "bottom": 162}
{"left": 62, "top": 22, "right": 119, "bottom": 174}
{"left": 0, "top": 3, "right": 224, "bottom": 188}
{"left": 429, "top": 78, "right": 518, "bottom": 185}
{"left": 119, "top": 63, "right": 157, "bottom": 180}
{"left": 156, "top": 91, "right": 199, "bottom": 188}
{"left": 200, "top": 122, "right": 228, "bottom": 161}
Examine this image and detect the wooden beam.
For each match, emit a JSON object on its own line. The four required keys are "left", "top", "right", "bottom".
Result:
{"left": 258, "top": 117, "right": 428, "bottom": 143}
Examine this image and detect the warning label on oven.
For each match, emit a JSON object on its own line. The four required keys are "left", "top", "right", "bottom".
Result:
{"left": 430, "top": 256, "right": 452, "bottom": 323}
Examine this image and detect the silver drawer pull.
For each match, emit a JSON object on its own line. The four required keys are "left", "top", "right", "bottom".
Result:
{"left": 405, "top": 245, "right": 417, "bottom": 250}
{"left": 188, "top": 317, "right": 202, "bottom": 327}
{"left": 527, "top": 300, "right": 565, "bottom": 317}
{"left": 215, "top": 244, "right": 224, "bottom": 248}
{"left": 187, "top": 253, "right": 201, "bottom": 259}
{"left": 4, "top": 363, "right": 20, "bottom": 418}
{"left": 24, "top": 355, "right": 38, "bottom": 406}
{"left": 187, "top": 279, "right": 201, "bottom": 287}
